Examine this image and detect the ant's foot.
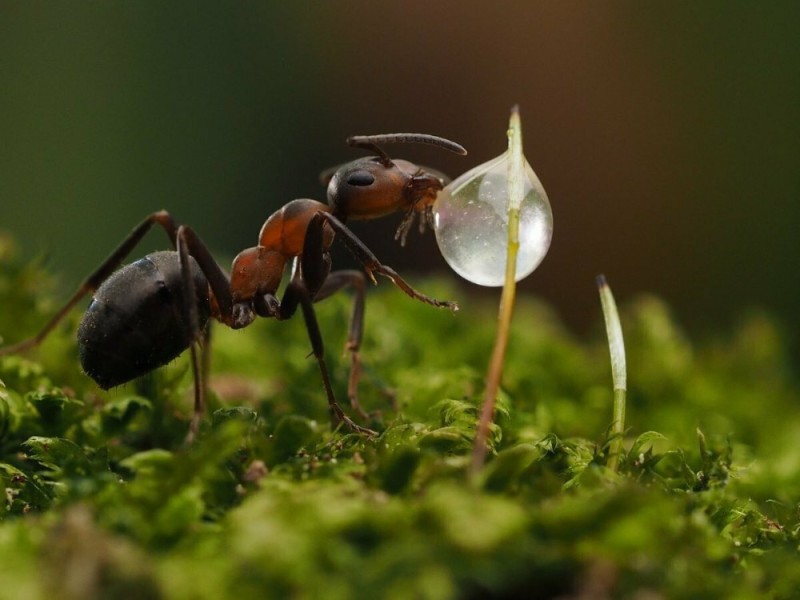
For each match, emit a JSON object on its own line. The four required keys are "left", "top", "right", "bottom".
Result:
{"left": 340, "top": 416, "right": 378, "bottom": 437}
{"left": 371, "top": 265, "right": 459, "bottom": 312}
{"left": 330, "top": 404, "right": 377, "bottom": 437}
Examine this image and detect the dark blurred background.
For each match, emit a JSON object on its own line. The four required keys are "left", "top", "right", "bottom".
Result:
{"left": 2, "top": 3, "right": 798, "bottom": 356}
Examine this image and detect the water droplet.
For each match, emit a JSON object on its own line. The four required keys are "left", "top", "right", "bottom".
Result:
{"left": 433, "top": 151, "right": 553, "bottom": 287}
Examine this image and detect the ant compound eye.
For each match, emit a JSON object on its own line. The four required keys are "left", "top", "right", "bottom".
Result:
{"left": 346, "top": 171, "right": 375, "bottom": 187}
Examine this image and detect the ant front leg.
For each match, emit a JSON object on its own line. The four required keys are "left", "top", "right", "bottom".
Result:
{"left": 314, "top": 213, "right": 459, "bottom": 312}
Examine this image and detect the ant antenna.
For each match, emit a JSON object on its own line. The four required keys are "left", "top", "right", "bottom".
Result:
{"left": 347, "top": 133, "right": 468, "bottom": 166}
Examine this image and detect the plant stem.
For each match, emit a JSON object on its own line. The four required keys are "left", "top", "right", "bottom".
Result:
{"left": 597, "top": 275, "right": 627, "bottom": 471}
{"left": 471, "top": 107, "right": 524, "bottom": 473}
{"left": 609, "top": 388, "right": 626, "bottom": 470}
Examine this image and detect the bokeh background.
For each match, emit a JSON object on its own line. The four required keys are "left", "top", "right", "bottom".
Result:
{"left": 2, "top": 3, "right": 798, "bottom": 358}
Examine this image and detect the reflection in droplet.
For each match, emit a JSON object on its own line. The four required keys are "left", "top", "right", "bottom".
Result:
{"left": 433, "top": 151, "right": 553, "bottom": 287}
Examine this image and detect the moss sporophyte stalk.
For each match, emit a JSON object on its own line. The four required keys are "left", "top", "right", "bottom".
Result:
{"left": 432, "top": 107, "right": 554, "bottom": 470}
{"left": 597, "top": 274, "right": 627, "bottom": 472}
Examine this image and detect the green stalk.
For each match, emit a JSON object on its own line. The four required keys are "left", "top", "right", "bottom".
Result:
{"left": 597, "top": 274, "right": 627, "bottom": 471}
{"left": 471, "top": 106, "right": 524, "bottom": 473}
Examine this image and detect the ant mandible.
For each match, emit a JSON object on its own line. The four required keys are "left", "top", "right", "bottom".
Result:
{"left": 0, "top": 133, "right": 467, "bottom": 441}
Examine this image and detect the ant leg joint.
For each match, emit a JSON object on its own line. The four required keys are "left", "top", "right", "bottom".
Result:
{"left": 255, "top": 294, "right": 280, "bottom": 318}
{"left": 232, "top": 303, "right": 256, "bottom": 329}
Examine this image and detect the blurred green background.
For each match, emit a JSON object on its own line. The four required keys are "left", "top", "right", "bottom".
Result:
{"left": 1, "top": 2, "right": 798, "bottom": 356}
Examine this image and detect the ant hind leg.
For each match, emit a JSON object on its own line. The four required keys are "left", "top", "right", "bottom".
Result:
{"left": 0, "top": 211, "right": 181, "bottom": 356}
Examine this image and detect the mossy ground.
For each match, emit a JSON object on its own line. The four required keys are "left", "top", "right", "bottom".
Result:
{"left": 1, "top": 236, "right": 799, "bottom": 599}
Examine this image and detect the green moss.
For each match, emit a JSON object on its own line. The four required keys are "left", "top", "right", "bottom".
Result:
{"left": 0, "top": 237, "right": 799, "bottom": 599}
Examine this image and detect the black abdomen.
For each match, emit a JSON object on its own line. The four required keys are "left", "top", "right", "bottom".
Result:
{"left": 77, "top": 251, "right": 211, "bottom": 389}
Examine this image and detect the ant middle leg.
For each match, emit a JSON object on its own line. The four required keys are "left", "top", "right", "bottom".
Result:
{"left": 313, "top": 270, "right": 371, "bottom": 420}
{"left": 279, "top": 277, "right": 377, "bottom": 437}
{"left": 283, "top": 212, "right": 374, "bottom": 429}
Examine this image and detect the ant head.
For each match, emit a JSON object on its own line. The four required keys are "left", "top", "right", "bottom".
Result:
{"left": 325, "top": 134, "right": 467, "bottom": 235}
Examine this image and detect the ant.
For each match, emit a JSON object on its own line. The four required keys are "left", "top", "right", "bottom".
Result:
{"left": 0, "top": 133, "right": 467, "bottom": 441}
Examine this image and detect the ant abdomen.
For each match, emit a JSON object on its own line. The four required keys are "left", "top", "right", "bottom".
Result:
{"left": 77, "top": 251, "right": 211, "bottom": 389}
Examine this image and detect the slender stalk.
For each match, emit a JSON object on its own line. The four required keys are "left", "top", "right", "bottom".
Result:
{"left": 609, "top": 388, "right": 626, "bottom": 469}
{"left": 597, "top": 275, "right": 627, "bottom": 471}
{"left": 471, "top": 107, "right": 524, "bottom": 473}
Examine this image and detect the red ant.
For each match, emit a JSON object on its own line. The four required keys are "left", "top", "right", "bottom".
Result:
{"left": 0, "top": 133, "right": 467, "bottom": 440}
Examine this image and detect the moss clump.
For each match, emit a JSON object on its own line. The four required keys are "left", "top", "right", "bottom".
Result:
{"left": 1, "top": 236, "right": 799, "bottom": 599}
